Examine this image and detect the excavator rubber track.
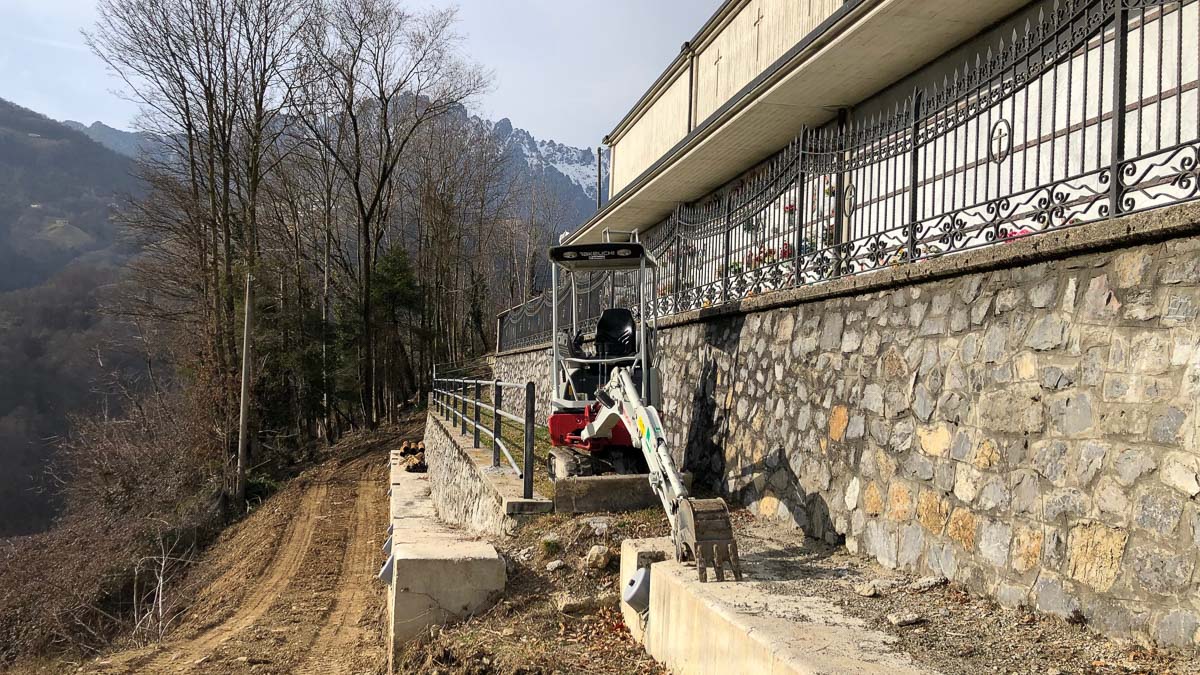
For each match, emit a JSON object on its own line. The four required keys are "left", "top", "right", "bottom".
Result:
{"left": 677, "top": 497, "right": 742, "bottom": 582}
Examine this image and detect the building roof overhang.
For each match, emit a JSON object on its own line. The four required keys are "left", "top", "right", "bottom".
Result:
{"left": 569, "top": 0, "right": 1031, "bottom": 245}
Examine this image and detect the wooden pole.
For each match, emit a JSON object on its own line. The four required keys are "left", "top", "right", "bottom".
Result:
{"left": 235, "top": 271, "right": 254, "bottom": 511}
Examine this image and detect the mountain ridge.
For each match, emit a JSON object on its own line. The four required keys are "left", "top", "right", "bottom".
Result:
{"left": 64, "top": 113, "right": 609, "bottom": 233}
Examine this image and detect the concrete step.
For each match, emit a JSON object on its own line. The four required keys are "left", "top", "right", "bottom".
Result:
{"left": 620, "top": 537, "right": 934, "bottom": 675}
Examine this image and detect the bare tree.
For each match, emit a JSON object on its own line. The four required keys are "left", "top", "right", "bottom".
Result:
{"left": 297, "top": 0, "right": 486, "bottom": 426}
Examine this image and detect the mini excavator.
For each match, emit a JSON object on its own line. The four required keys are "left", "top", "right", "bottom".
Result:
{"left": 544, "top": 235, "right": 742, "bottom": 582}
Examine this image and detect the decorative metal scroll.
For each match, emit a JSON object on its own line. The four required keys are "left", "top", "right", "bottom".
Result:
{"left": 498, "top": 0, "right": 1198, "bottom": 350}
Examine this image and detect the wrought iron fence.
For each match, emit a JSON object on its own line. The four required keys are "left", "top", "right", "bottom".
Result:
{"left": 499, "top": 0, "right": 1199, "bottom": 351}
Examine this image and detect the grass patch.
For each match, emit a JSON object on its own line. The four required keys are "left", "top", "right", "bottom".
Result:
{"left": 438, "top": 396, "right": 556, "bottom": 498}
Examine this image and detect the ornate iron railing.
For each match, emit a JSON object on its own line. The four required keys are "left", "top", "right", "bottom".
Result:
{"left": 499, "top": 0, "right": 1199, "bottom": 351}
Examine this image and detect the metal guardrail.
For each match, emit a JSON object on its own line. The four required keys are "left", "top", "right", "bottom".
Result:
{"left": 432, "top": 376, "right": 536, "bottom": 499}
{"left": 498, "top": 0, "right": 1200, "bottom": 351}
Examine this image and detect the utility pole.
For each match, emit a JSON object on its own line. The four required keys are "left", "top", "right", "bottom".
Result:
{"left": 235, "top": 271, "right": 254, "bottom": 510}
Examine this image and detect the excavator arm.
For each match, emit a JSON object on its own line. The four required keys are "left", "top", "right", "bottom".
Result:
{"left": 582, "top": 367, "right": 743, "bottom": 582}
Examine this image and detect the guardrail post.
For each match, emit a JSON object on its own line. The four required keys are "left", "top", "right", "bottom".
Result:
{"left": 492, "top": 380, "right": 502, "bottom": 467}
{"left": 472, "top": 380, "right": 481, "bottom": 448}
{"left": 460, "top": 381, "right": 468, "bottom": 435}
{"left": 523, "top": 382, "right": 535, "bottom": 499}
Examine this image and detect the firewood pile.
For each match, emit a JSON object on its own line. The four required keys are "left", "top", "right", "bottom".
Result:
{"left": 398, "top": 440, "right": 426, "bottom": 473}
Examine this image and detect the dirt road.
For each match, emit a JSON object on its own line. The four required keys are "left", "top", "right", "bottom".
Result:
{"left": 80, "top": 429, "right": 410, "bottom": 675}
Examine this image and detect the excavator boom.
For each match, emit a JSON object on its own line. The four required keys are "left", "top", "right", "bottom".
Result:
{"left": 590, "top": 367, "right": 743, "bottom": 582}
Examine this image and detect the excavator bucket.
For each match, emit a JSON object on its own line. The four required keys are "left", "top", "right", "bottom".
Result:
{"left": 676, "top": 497, "right": 742, "bottom": 582}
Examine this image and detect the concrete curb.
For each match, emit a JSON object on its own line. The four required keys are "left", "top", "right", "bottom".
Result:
{"left": 385, "top": 449, "right": 505, "bottom": 673}
{"left": 619, "top": 538, "right": 934, "bottom": 675}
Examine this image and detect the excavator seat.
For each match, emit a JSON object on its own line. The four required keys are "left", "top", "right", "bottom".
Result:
{"left": 595, "top": 308, "right": 636, "bottom": 358}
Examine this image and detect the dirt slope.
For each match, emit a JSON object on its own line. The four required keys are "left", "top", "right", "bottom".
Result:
{"left": 53, "top": 422, "right": 422, "bottom": 675}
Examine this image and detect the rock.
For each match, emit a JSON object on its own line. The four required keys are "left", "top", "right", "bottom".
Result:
{"left": 584, "top": 545, "right": 612, "bottom": 570}
{"left": 887, "top": 611, "right": 923, "bottom": 627}
{"left": 1011, "top": 526, "right": 1043, "bottom": 573}
{"left": 861, "top": 384, "right": 884, "bottom": 414}
{"left": 1114, "top": 449, "right": 1156, "bottom": 487}
{"left": 978, "top": 382, "right": 1043, "bottom": 433}
{"left": 898, "top": 523, "right": 924, "bottom": 569}
{"left": 1048, "top": 392, "right": 1095, "bottom": 436}
{"left": 1030, "top": 440, "right": 1069, "bottom": 485}
{"left": 1074, "top": 441, "right": 1108, "bottom": 486}
{"left": 916, "top": 490, "right": 949, "bottom": 532}
{"left": 1044, "top": 488, "right": 1088, "bottom": 521}
{"left": 1113, "top": 250, "right": 1152, "bottom": 288}
{"left": 908, "top": 576, "right": 948, "bottom": 592}
{"left": 820, "top": 313, "right": 844, "bottom": 351}
{"left": 1029, "top": 279, "right": 1058, "bottom": 307}
{"left": 555, "top": 591, "right": 606, "bottom": 613}
{"left": 979, "top": 520, "right": 1012, "bottom": 567}
{"left": 1033, "top": 576, "right": 1081, "bottom": 618}
{"left": 916, "top": 424, "right": 952, "bottom": 457}
{"left": 1161, "top": 453, "right": 1200, "bottom": 497}
{"left": 1134, "top": 488, "right": 1183, "bottom": 536}
{"left": 1095, "top": 477, "right": 1131, "bottom": 517}
{"left": 829, "top": 405, "right": 849, "bottom": 442}
{"left": 1082, "top": 274, "right": 1121, "bottom": 319}
{"left": 1040, "top": 366, "right": 1074, "bottom": 390}
{"left": 854, "top": 581, "right": 882, "bottom": 597}
{"left": 1066, "top": 523, "right": 1127, "bottom": 592}
{"left": 844, "top": 477, "right": 861, "bottom": 510}
{"left": 1130, "top": 544, "right": 1195, "bottom": 594}
{"left": 947, "top": 508, "right": 977, "bottom": 549}
{"left": 546, "top": 559, "right": 566, "bottom": 572}
{"left": 862, "top": 481, "right": 885, "bottom": 515}
{"left": 587, "top": 516, "right": 614, "bottom": 537}
{"left": 1024, "top": 314, "right": 1068, "bottom": 350}
{"left": 1150, "top": 407, "right": 1186, "bottom": 445}
{"left": 1155, "top": 609, "right": 1200, "bottom": 647}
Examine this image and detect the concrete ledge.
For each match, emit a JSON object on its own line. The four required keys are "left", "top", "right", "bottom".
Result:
{"left": 555, "top": 473, "right": 693, "bottom": 514}
{"left": 620, "top": 538, "right": 932, "bottom": 675}
{"left": 425, "top": 410, "right": 552, "bottom": 537}
{"left": 386, "top": 452, "right": 505, "bottom": 672}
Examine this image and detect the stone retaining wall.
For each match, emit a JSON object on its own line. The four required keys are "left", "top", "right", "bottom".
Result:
{"left": 424, "top": 412, "right": 518, "bottom": 538}
{"left": 493, "top": 205, "right": 1200, "bottom": 648}
{"left": 491, "top": 345, "right": 552, "bottom": 421}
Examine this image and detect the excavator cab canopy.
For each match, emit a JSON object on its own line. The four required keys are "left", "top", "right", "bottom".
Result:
{"left": 547, "top": 235, "right": 659, "bottom": 416}
{"left": 547, "top": 242, "right": 657, "bottom": 272}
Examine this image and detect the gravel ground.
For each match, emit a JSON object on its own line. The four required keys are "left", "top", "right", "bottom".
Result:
{"left": 732, "top": 519, "right": 1196, "bottom": 675}
{"left": 402, "top": 509, "right": 1196, "bottom": 675}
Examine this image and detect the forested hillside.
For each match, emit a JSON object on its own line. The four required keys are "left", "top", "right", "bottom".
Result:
{"left": 1, "top": 0, "right": 585, "bottom": 661}
{"left": 0, "top": 99, "right": 142, "bottom": 536}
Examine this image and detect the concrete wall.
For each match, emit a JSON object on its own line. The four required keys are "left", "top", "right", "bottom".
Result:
{"left": 494, "top": 204, "right": 1200, "bottom": 648}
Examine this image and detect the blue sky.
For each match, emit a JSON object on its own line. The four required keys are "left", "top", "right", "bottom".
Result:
{"left": 0, "top": 0, "right": 722, "bottom": 148}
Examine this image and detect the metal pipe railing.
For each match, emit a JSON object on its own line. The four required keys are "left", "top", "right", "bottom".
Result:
{"left": 432, "top": 377, "right": 538, "bottom": 499}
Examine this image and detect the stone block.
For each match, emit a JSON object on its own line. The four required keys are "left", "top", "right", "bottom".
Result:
{"left": 1154, "top": 609, "right": 1200, "bottom": 648}
{"left": 1133, "top": 487, "right": 1183, "bottom": 536}
{"left": 978, "top": 382, "right": 1043, "bottom": 433}
{"left": 1033, "top": 575, "right": 1082, "bottom": 618}
{"left": 1011, "top": 525, "right": 1043, "bottom": 574}
{"left": 1065, "top": 523, "right": 1127, "bottom": 592}
{"left": 947, "top": 507, "right": 977, "bottom": 550}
